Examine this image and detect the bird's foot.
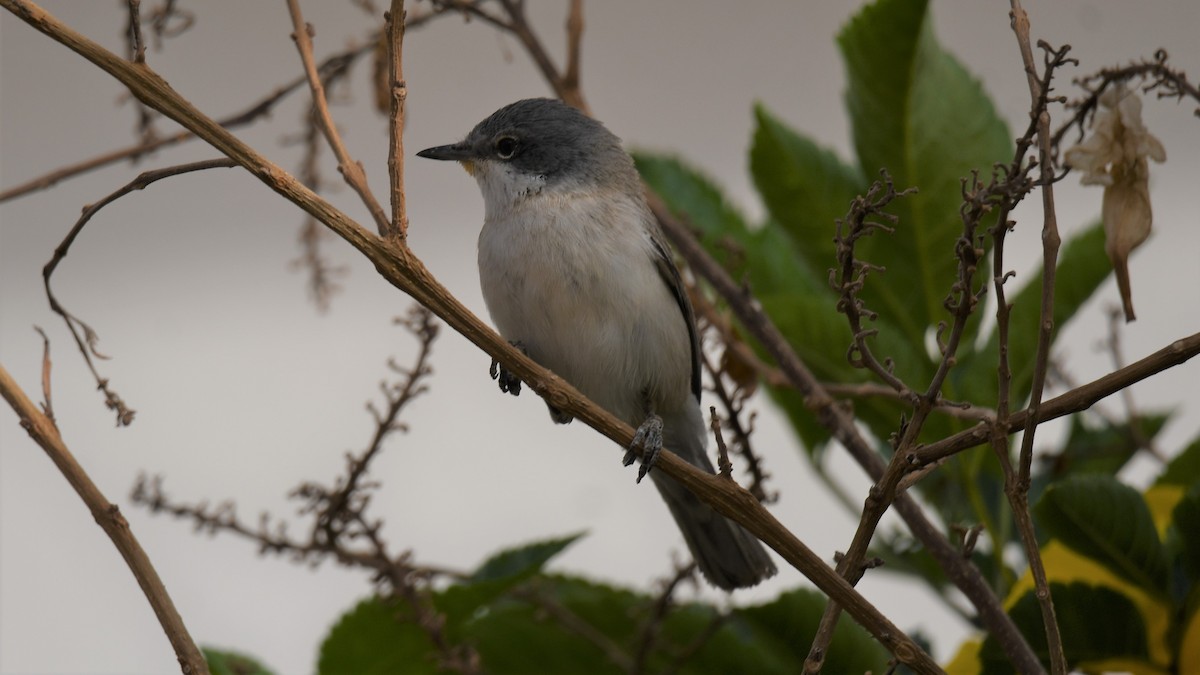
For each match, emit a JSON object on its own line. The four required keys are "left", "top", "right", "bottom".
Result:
{"left": 489, "top": 341, "right": 525, "bottom": 396}
{"left": 623, "top": 413, "right": 663, "bottom": 484}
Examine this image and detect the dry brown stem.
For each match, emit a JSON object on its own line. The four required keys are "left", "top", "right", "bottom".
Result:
{"left": 385, "top": 0, "right": 410, "bottom": 240}
{"left": 285, "top": 0, "right": 393, "bottom": 237}
{"left": 0, "top": 364, "right": 208, "bottom": 675}
{"left": 1005, "top": 4, "right": 1067, "bottom": 670}
{"left": 916, "top": 331, "right": 1200, "bottom": 465}
{"left": 42, "top": 158, "right": 238, "bottom": 426}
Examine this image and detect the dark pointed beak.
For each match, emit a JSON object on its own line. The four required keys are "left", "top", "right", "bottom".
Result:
{"left": 416, "top": 142, "right": 474, "bottom": 161}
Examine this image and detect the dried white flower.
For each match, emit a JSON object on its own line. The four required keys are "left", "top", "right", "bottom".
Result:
{"left": 1064, "top": 84, "right": 1166, "bottom": 322}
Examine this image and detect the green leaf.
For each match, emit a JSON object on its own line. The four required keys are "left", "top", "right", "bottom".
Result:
{"left": 461, "top": 576, "right": 637, "bottom": 675}
{"left": 979, "top": 582, "right": 1150, "bottom": 674}
{"left": 1029, "top": 412, "right": 1171, "bottom": 503}
{"left": 439, "top": 532, "right": 586, "bottom": 637}
{"left": 1171, "top": 482, "right": 1200, "bottom": 588}
{"left": 317, "top": 598, "right": 438, "bottom": 675}
{"left": 632, "top": 152, "right": 750, "bottom": 239}
{"left": 837, "top": 0, "right": 1011, "bottom": 346}
{"left": 737, "top": 588, "right": 891, "bottom": 673}
{"left": 634, "top": 152, "right": 838, "bottom": 302}
{"left": 470, "top": 531, "right": 584, "bottom": 583}
{"left": 1036, "top": 475, "right": 1170, "bottom": 596}
{"left": 749, "top": 104, "right": 866, "bottom": 272}
{"left": 1158, "top": 437, "right": 1200, "bottom": 487}
{"left": 204, "top": 647, "right": 277, "bottom": 675}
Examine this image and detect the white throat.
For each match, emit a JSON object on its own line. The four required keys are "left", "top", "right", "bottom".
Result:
{"left": 469, "top": 159, "right": 550, "bottom": 220}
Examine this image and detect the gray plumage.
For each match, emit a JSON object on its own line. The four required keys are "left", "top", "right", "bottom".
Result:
{"left": 418, "top": 98, "right": 776, "bottom": 590}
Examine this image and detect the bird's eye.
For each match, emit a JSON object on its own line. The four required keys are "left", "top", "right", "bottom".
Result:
{"left": 495, "top": 136, "right": 518, "bottom": 159}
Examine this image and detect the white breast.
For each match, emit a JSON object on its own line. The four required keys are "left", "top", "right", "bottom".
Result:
{"left": 476, "top": 184, "right": 693, "bottom": 426}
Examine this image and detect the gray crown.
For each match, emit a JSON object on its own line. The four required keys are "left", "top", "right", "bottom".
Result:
{"left": 419, "top": 98, "right": 638, "bottom": 190}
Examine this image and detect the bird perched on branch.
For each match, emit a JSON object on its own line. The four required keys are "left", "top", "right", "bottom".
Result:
{"left": 418, "top": 98, "right": 776, "bottom": 590}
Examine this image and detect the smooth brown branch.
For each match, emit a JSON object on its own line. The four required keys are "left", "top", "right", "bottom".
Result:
{"left": 1009, "top": 3, "right": 1068, "bottom": 672}
{"left": 823, "top": 381, "right": 995, "bottom": 421}
{"left": 386, "top": 0, "right": 410, "bottom": 240}
{"left": 0, "top": 365, "right": 208, "bottom": 675}
{"left": 1, "top": 5, "right": 940, "bottom": 666}
{"left": 285, "top": 0, "right": 393, "bottom": 237}
{"left": 917, "top": 331, "right": 1200, "bottom": 465}
{"left": 42, "top": 158, "right": 237, "bottom": 425}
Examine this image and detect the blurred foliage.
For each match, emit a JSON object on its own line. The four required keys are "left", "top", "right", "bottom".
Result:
{"left": 635, "top": 0, "right": 1199, "bottom": 671}
{"left": 315, "top": 535, "right": 890, "bottom": 675}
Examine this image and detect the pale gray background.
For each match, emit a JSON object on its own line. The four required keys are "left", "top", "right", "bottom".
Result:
{"left": 2, "top": 2, "right": 1198, "bottom": 673}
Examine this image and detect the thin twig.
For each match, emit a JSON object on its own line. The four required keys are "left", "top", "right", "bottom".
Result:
{"left": 124, "top": 0, "right": 146, "bottom": 63}
{"left": 1052, "top": 49, "right": 1200, "bottom": 153}
{"left": 708, "top": 406, "right": 734, "bottom": 480}
{"left": 42, "top": 158, "right": 237, "bottom": 425}
{"left": 917, "top": 331, "right": 1200, "bottom": 464}
{"left": 0, "top": 364, "right": 208, "bottom": 675}
{"left": 385, "top": 0, "right": 409, "bottom": 240}
{"left": 1007, "top": 4, "right": 1067, "bottom": 671}
{"left": 285, "top": 0, "right": 393, "bottom": 237}
{"left": 33, "top": 326, "right": 56, "bottom": 425}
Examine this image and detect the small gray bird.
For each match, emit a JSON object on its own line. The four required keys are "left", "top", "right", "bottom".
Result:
{"left": 417, "top": 98, "right": 776, "bottom": 590}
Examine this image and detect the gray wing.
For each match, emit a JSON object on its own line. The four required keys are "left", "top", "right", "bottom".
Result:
{"left": 648, "top": 228, "right": 702, "bottom": 402}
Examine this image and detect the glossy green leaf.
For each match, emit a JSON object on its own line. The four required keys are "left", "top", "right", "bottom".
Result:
{"left": 1036, "top": 476, "right": 1170, "bottom": 596}
{"left": 633, "top": 153, "right": 750, "bottom": 239}
{"left": 749, "top": 104, "right": 865, "bottom": 272}
{"left": 1171, "top": 483, "right": 1200, "bottom": 588}
{"left": 317, "top": 597, "right": 439, "bottom": 675}
{"left": 736, "top": 588, "right": 890, "bottom": 673}
{"left": 462, "top": 577, "right": 638, "bottom": 675}
{"left": 439, "top": 532, "right": 585, "bottom": 636}
{"left": 204, "top": 647, "right": 276, "bottom": 675}
{"left": 469, "top": 532, "right": 584, "bottom": 583}
{"left": 979, "top": 582, "right": 1150, "bottom": 674}
{"left": 1029, "top": 412, "right": 1171, "bottom": 503}
{"left": 1157, "top": 437, "right": 1200, "bottom": 487}
{"left": 838, "top": 0, "right": 1011, "bottom": 346}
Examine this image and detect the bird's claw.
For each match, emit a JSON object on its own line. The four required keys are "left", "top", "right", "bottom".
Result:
{"left": 624, "top": 414, "right": 663, "bottom": 484}
{"left": 490, "top": 341, "right": 525, "bottom": 396}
